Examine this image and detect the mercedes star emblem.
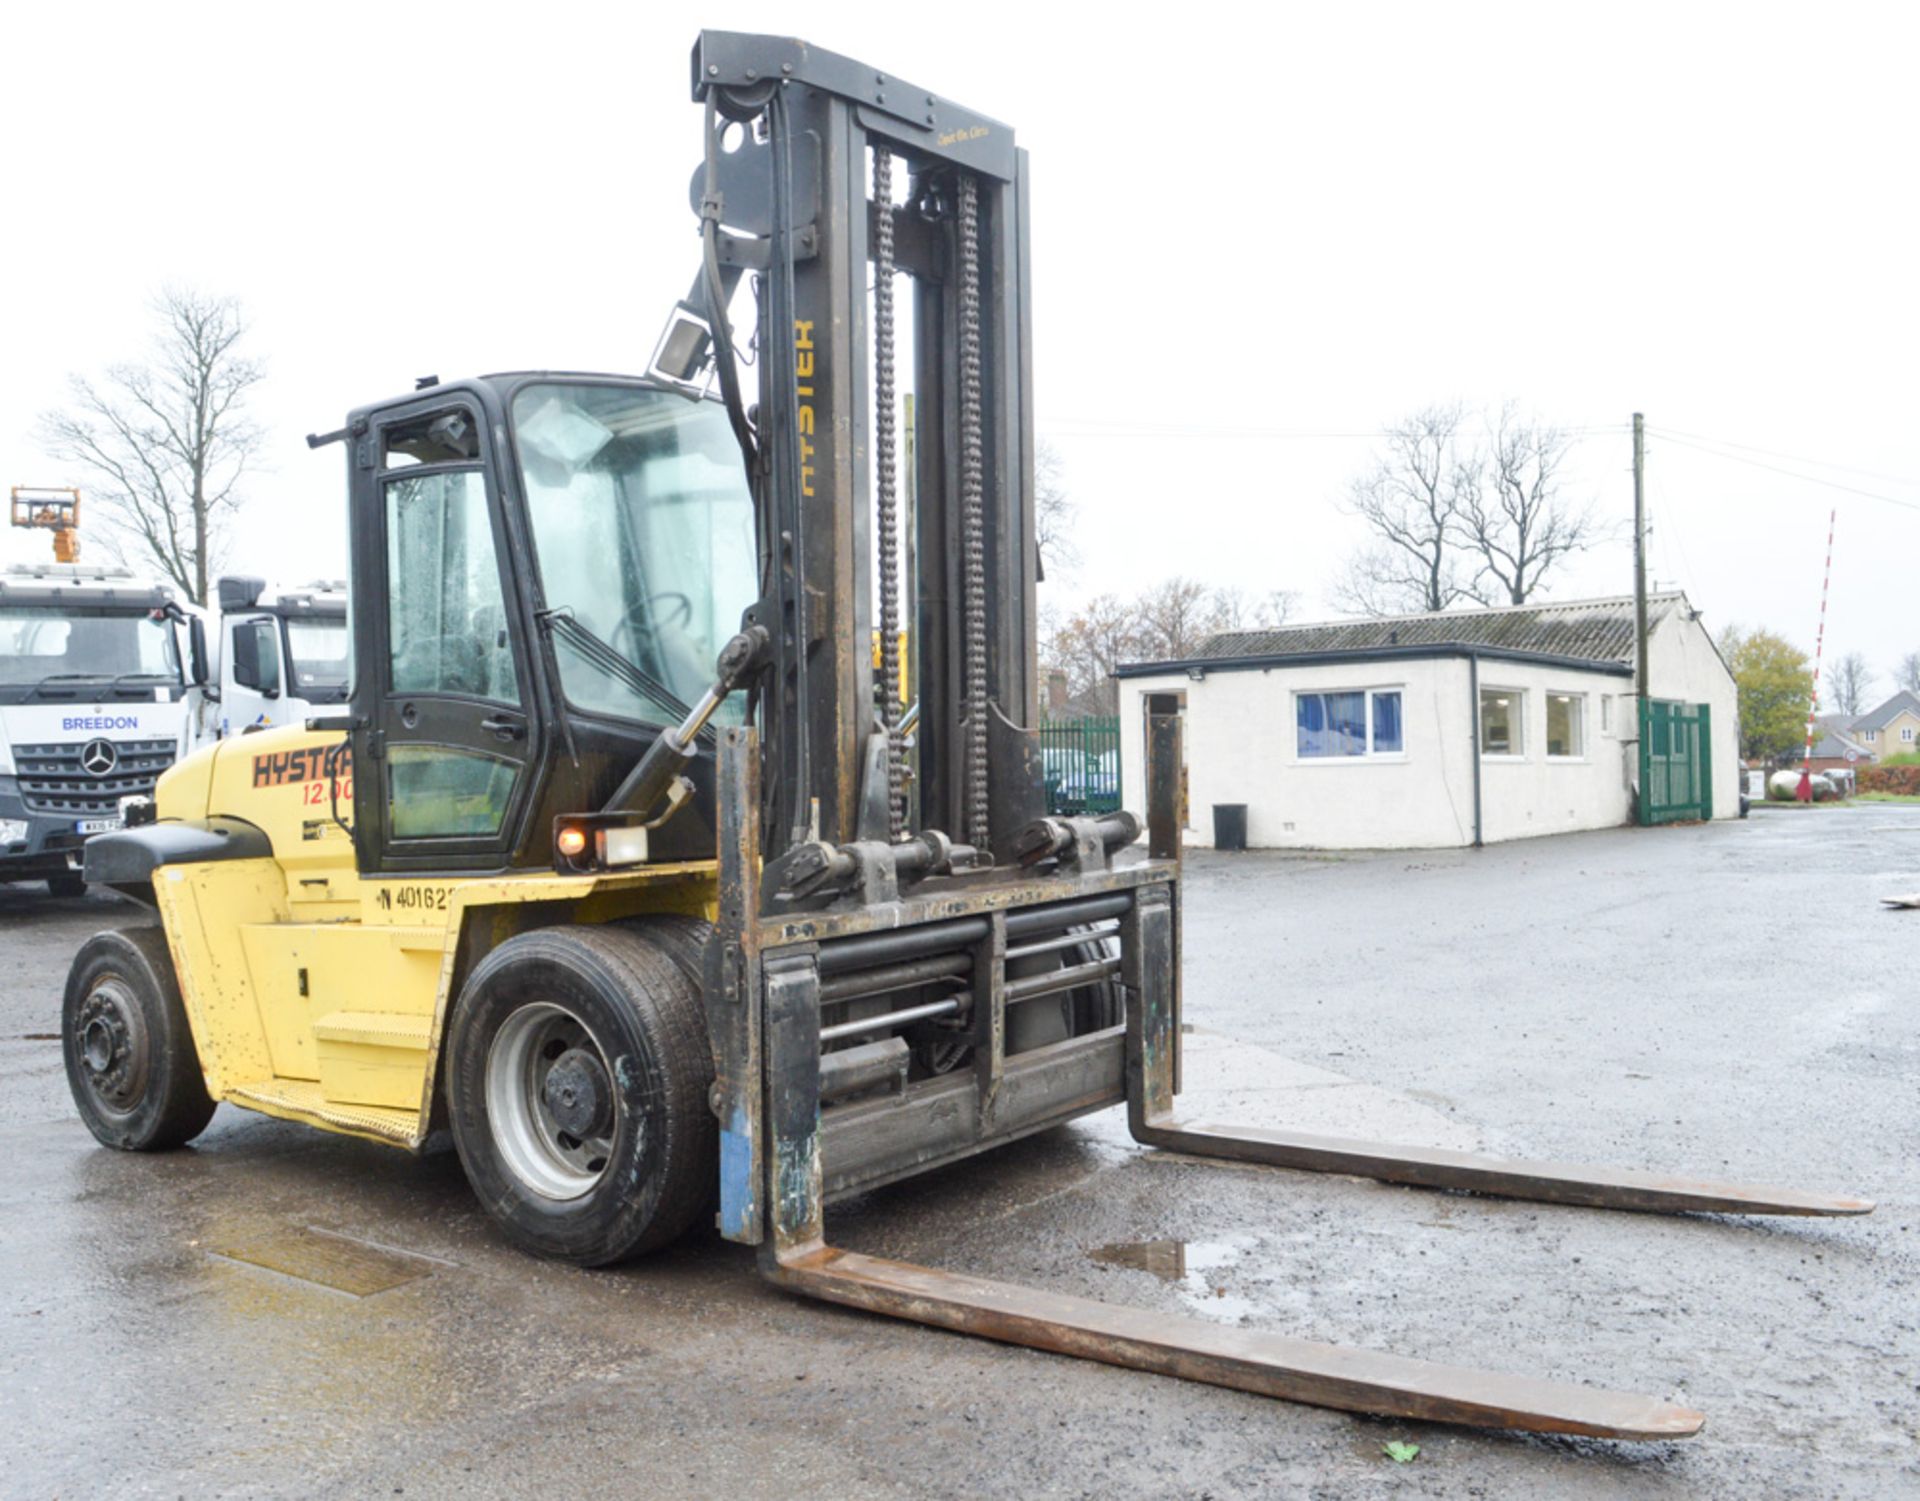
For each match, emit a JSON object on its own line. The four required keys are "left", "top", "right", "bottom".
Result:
{"left": 80, "top": 739, "right": 119, "bottom": 777}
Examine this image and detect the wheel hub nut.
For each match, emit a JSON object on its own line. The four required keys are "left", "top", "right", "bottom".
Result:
{"left": 543, "top": 1048, "right": 612, "bottom": 1138}
{"left": 82, "top": 1016, "right": 120, "bottom": 1074}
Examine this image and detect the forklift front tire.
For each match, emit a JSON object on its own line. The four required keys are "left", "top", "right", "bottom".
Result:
{"left": 63, "top": 928, "right": 216, "bottom": 1151}
{"left": 446, "top": 926, "right": 715, "bottom": 1267}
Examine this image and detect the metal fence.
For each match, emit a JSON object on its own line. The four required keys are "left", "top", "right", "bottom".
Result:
{"left": 1639, "top": 700, "right": 1713, "bottom": 825}
{"left": 1039, "top": 717, "right": 1122, "bottom": 815}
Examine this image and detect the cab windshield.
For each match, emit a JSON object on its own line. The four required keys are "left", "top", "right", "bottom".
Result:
{"left": 0, "top": 607, "right": 181, "bottom": 700}
{"left": 514, "top": 383, "right": 757, "bottom": 726}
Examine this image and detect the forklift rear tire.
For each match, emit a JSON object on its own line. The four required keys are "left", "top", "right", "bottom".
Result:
{"left": 63, "top": 927, "right": 216, "bottom": 1151}
{"left": 47, "top": 874, "right": 87, "bottom": 899}
{"left": 446, "top": 925, "right": 715, "bottom": 1267}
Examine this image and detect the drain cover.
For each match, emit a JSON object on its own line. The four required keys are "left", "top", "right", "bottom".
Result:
{"left": 209, "top": 1227, "right": 441, "bottom": 1296}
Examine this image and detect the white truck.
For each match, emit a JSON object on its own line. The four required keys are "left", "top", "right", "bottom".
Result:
{"left": 201, "top": 575, "right": 349, "bottom": 740}
{"left": 0, "top": 563, "right": 207, "bottom": 894}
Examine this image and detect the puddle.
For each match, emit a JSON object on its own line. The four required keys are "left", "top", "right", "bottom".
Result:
{"left": 1089, "top": 1238, "right": 1189, "bottom": 1280}
{"left": 1088, "top": 1235, "right": 1263, "bottom": 1322}
{"left": 208, "top": 1226, "right": 443, "bottom": 1297}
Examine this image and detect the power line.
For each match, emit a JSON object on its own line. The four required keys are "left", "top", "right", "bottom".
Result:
{"left": 1648, "top": 429, "right": 1920, "bottom": 514}
{"left": 1652, "top": 425, "right": 1920, "bottom": 488}
{"left": 1038, "top": 419, "right": 1628, "bottom": 441}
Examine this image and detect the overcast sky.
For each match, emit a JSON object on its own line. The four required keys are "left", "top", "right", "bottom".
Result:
{"left": 5, "top": 3, "right": 1916, "bottom": 691}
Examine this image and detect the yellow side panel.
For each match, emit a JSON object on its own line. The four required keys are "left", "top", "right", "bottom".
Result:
{"left": 205, "top": 724, "right": 355, "bottom": 867}
{"left": 312, "top": 1012, "right": 433, "bottom": 1111}
{"left": 315, "top": 1042, "right": 431, "bottom": 1112}
{"left": 154, "top": 859, "right": 288, "bottom": 1096}
{"left": 237, "top": 923, "right": 445, "bottom": 1085}
{"left": 155, "top": 741, "right": 218, "bottom": 821}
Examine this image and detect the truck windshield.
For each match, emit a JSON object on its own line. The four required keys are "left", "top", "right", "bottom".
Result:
{"left": 0, "top": 608, "right": 181, "bottom": 694}
{"left": 285, "top": 616, "right": 349, "bottom": 695}
{"left": 514, "top": 383, "right": 757, "bottom": 727}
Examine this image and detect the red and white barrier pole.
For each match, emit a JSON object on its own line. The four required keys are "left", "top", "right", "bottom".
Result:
{"left": 1797, "top": 508, "right": 1837, "bottom": 802}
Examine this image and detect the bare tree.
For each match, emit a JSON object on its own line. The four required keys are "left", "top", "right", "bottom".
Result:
{"left": 1133, "top": 576, "right": 1221, "bottom": 661}
{"left": 1331, "top": 404, "right": 1479, "bottom": 616}
{"left": 1041, "top": 594, "right": 1142, "bottom": 716}
{"left": 1459, "top": 404, "right": 1599, "bottom": 604}
{"left": 1209, "top": 586, "right": 1298, "bottom": 633}
{"left": 1042, "top": 576, "right": 1300, "bottom": 717}
{"left": 1896, "top": 651, "right": 1920, "bottom": 698}
{"left": 1033, "top": 438, "right": 1076, "bottom": 583}
{"left": 39, "top": 288, "right": 264, "bottom": 604}
{"left": 1829, "top": 651, "right": 1873, "bottom": 717}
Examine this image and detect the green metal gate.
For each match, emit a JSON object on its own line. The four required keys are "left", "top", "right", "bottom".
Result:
{"left": 1639, "top": 700, "right": 1713, "bottom": 825}
{"left": 1039, "top": 716, "right": 1121, "bottom": 815}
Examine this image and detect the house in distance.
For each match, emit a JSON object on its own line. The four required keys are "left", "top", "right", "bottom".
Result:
{"left": 1116, "top": 592, "right": 1738, "bottom": 849}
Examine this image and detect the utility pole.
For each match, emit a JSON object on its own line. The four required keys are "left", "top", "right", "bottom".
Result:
{"left": 1633, "top": 413, "right": 1648, "bottom": 708}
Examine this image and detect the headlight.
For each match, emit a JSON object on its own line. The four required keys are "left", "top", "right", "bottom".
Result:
{"left": 0, "top": 819, "right": 28, "bottom": 845}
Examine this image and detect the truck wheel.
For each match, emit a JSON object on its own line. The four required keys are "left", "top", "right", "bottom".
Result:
{"left": 446, "top": 925, "right": 715, "bottom": 1267}
{"left": 47, "top": 874, "right": 87, "bottom": 899}
{"left": 63, "top": 928, "right": 216, "bottom": 1150}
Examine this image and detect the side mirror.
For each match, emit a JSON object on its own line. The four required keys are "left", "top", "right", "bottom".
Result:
{"left": 187, "top": 617, "right": 210, "bottom": 688}
{"left": 231, "top": 620, "right": 282, "bottom": 698}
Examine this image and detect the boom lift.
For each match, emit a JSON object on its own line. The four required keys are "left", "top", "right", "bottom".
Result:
{"left": 65, "top": 32, "right": 1869, "bottom": 1439}
{"left": 11, "top": 486, "right": 83, "bottom": 563}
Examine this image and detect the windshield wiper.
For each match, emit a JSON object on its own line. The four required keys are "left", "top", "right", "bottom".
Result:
{"left": 31, "top": 673, "right": 106, "bottom": 700}
{"left": 109, "top": 672, "right": 177, "bottom": 693}
{"left": 30, "top": 671, "right": 179, "bottom": 700}
{"left": 536, "top": 608, "right": 712, "bottom": 742}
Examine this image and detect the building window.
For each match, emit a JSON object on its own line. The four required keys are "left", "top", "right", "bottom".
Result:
{"left": 1547, "top": 693, "right": 1586, "bottom": 757}
{"left": 1905, "top": 726, "right": 1916, "bottom": 743}
{"left": 1479, "top": 688, "right": 1523, "bottom": 756}
{"left": 1600, "top": 695, "right": 1613, "bottom": 735}
{"left": 1296, "top": 689, "right": 1404, "bottom": 758}
{"left": 1863, "top": 729, "right": 1877, "bottom": 742}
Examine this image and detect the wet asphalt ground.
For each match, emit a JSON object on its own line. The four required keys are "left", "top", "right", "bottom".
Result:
{"left": 0, "top": 804, "right": 1913, "bottom": 1499}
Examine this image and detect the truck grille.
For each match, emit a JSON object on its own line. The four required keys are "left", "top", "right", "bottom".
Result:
{"left": 14, "top": 739, "right": 177, "bottom": 816}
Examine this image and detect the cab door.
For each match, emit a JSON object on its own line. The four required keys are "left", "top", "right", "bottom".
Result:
{"left": 349, "top": 394, "right": 544, "bottom": 875}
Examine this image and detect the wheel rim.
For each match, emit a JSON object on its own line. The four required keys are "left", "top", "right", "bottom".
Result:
{"left": 74, "top": 975, "right": 151, "bottom": 1117}
{"left": 484, "top": 1001, "right": 619, "bottom": 1201}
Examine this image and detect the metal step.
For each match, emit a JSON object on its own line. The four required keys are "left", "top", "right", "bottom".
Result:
{"left": 765, "top": 1242, "right": 1705, "bottom": 1439}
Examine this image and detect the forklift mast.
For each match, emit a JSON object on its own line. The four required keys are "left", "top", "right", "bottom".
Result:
{"left": 681, "top": 32, "right": 1043, "bottom": 871}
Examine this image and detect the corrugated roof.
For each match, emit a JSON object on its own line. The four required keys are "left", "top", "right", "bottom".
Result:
{"left": 1136, "top": 593, "right": 1687, "bottom": 671}
{"left": 1851, "top": 690, "right": 1920, "bottom": 731}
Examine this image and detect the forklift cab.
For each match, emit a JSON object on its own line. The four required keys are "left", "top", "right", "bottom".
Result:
{"left": 342, "top": 375, "right": 757, "bottom": 876}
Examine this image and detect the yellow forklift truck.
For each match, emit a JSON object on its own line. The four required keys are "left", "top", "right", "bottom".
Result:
{"left": 64, "top": 31, "right": 1870, "bottom": 1439}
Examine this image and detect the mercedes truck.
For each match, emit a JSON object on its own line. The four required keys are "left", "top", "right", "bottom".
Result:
{"left": 0, "top": 563, "right": 204, "bottom": 894}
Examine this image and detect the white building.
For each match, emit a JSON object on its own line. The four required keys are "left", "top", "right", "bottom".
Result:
{"left": 1115, "top": 592, "right": 1739, "bottom": 849}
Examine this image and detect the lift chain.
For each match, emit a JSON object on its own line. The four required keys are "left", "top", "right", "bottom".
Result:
{"left": 873, "top": 146, "right": 905, "bottom": 841}
{"left": 957, "top": 171, "right": 989, "bottom": 851}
